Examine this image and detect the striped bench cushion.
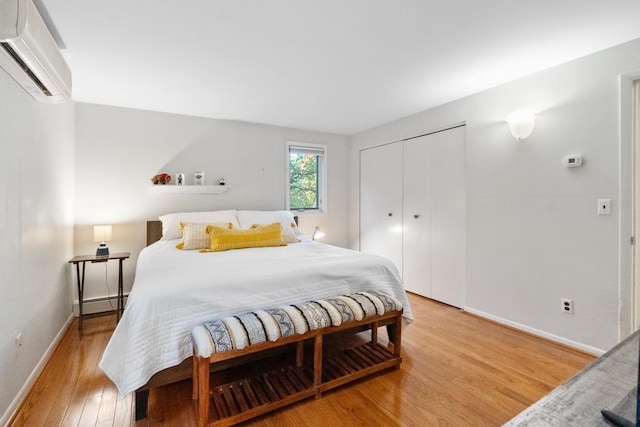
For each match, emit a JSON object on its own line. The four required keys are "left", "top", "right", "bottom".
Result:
{"left": 192, "top": 291, "right": 402, "bottom": 358}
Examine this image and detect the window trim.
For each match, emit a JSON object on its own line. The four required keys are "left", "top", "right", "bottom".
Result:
{"left": 286, "top": 141, "right": 327, "bottom": 213}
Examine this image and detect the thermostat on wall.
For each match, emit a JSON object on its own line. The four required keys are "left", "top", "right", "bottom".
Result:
{"left": 564, "top": 155, "right": 583, "bottom": 168}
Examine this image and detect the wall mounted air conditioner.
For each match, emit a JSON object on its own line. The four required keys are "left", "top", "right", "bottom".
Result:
{"left": 0, "top": 0, "right": 71, "bottom": 102}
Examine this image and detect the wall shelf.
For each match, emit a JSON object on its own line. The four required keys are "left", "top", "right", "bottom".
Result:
{"left": 151, "top": 185, "right": 231, "bottom": 194}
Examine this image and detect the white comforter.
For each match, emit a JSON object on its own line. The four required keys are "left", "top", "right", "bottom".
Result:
{"left": 99, "top": 238, "right": 412, "bottom": 396}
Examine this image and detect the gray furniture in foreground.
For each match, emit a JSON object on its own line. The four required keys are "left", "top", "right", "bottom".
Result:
{"left": 505, "top": 331, "right": 638, "bottom": 426}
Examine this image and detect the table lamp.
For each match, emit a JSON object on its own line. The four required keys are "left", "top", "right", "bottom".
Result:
{"left": 312, "top": 226, "right": 325, "bottom": 241}
{"left": 94, "top": 225, "right": 112, "bottom": 256}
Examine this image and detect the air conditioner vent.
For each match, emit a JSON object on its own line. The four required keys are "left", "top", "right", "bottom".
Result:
{"left": 1, "top": 42, "right": 52, "bottom": 95}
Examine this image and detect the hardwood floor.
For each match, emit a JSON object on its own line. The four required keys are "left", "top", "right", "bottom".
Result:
{"left": 9, "top": 293, "right": 594, "bottom": 426}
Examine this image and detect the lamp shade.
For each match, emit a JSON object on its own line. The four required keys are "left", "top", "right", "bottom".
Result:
{"left": 505, "top": 110, "right": 537, "bottom": 140}
{"left": 93, "top": 225, "right": 112, "bottom": 243}
{"left": 312, "top": 226, "right": 325, "bottom": 241}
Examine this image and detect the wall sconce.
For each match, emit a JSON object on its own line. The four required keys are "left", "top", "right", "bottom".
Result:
{"left": 94, "top": 224, "right": 112, "bottom": 256}
{"left": 312, "top": 226, "right": 325, "bottom": 241}
{"left": 505, "top": 110, "right": 537, "bottom": 140}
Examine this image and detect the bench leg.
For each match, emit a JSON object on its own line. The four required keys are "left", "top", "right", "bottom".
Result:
{"left": 296, "top": 341, "right": 304, "bottom": 368}
{"left": 135, "top": 389, "right": 149, "bottom": 421}
{"left": 192, "top": 352, "right": 199, "bottom": 400}
{"left": 384, "top": 315, "right": 402, "bottom": 362}
{"left": 313, "top": 334, "right": 322, "bottom": 399}
{"left": 386, "top": 323, "right": 395, "bottom": 344}
{"left": 371, "top": 320, "right": 379, "bottom": 344}
{"left": 392, "top": 314, "right": 402, "bottom": 367}
{"left": 196, "top": 357, "right": 210, "bottom": 427}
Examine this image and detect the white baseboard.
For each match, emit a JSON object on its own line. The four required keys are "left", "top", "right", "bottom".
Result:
{"left": 1, "top": 314, "right": 74, "bottom": 426}
{"left": 463, "top": 306, "right": 606, "bottom": 357}
{"left": 73, "top": 294, "right": 128, "bottom": 316}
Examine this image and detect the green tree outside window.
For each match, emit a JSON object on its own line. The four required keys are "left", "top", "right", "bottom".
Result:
{"left": 289, "top": 153, "right": 319, "bottom": 209}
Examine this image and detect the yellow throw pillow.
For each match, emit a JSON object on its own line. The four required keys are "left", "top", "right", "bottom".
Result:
{"left": 176, "top": 222, "right": 233, "bottom": 250}
{"left": 250, "top": 222, "right": 299, "bottom": 243}
{"left": 201, "top": 222, "right": 286, "bottom": 252}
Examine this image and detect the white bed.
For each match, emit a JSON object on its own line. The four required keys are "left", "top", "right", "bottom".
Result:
{"left": 99, "top": 232, "right": 412, "bottom": 397}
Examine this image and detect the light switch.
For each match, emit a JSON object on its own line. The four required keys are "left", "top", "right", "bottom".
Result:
{"left": 598, "top": 199, "right": 611, "bottom": 215}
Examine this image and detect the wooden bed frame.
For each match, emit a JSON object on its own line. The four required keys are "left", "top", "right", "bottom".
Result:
{"left": 134, "top": 219, "right": 401, "bottom": 421}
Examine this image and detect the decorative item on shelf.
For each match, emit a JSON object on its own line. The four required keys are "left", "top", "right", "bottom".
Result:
{"left": 219, "top": 178, "right": 226, "bottom": 186}
{"left": 312, "top": 226, "right": 325, "bottom": 241}
{"left": 194, "top": 171, "right": 205, "bottom": 185}
{"left": 94, "top": 224, "right": 112, "bottom": 256}
{"left": 176, "top": 173, "right": 185, "bottom": 186}
{"left": 151, "top": 173, "right": 171, "bottom": 184}
{"left": 505, "top": 110, "right": 537, "bottom": 140}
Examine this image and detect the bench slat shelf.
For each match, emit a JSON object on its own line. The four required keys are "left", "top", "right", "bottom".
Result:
{"left": 320, "top": 341, "right": 397, "bottom": 393}
{"left": 209, "top": 366, "right": 317, "bottom": 425}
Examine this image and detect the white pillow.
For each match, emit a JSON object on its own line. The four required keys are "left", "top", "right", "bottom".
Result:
{"left": 159, "top": 210, "right": 240, "bottom": 240}
{"left": 237, "top": 210, "right": 302, "bottom": 241}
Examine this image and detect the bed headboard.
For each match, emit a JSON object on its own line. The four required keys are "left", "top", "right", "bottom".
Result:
{"left": 146, "top": 216, "right": 299, "bottom": 247}
{"left": 147, "top": 220, "right": 162, "bottom": 246}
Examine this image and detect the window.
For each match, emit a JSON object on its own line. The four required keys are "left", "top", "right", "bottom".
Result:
{"left": 286, "top": 142, "right": 326, "bottom": 212}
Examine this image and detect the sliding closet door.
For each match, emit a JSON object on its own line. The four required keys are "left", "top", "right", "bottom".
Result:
{"left": 402, "top": 125, "right": 465, "bottom": 307}
{"left": 360, "top": 126, "right": 465, "bottom": 308}
{"left": 403, "top": 136, "right": 432, "bottom": 296}
{"left": 429, "top": 126, "right": 466, "bottom": 307}
{"left": 360, "top": 142, "right": 403, "bottom": 276}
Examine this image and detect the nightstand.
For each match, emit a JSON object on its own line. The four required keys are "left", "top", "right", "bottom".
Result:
{"left": 68, "top": 252, "right": 130, "bottom": 329}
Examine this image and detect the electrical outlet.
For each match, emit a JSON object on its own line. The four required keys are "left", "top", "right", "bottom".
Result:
{"left": 561, "top": 298, "right": 574, "bottom": 314}
{"left": 598, "top": 199, "right": 611, "bottom": 215}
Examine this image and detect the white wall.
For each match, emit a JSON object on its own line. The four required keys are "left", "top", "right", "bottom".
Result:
{"left": 74, "top": 103, "right": 350, "bottom": 301}
{"left": 349, "top": 38, "right": 640, "bottom": 353}
{"left": 0, "top": 73, "right": 74, "bottom": 421}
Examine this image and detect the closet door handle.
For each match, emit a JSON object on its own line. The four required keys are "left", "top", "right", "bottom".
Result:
{"left": 388, "top": 213, "right": 393, "bottom": 217}
{"left": 413, "top": 214, "right": 420, "bottom": 219}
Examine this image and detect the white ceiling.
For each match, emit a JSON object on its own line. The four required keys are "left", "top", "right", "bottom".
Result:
{"left": 39, "top": 0, "right": 640, "bottom": 135}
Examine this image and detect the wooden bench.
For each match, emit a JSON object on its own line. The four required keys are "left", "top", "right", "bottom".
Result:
{"left": 191, "top": 292, "right": 404, "bottom": 426}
